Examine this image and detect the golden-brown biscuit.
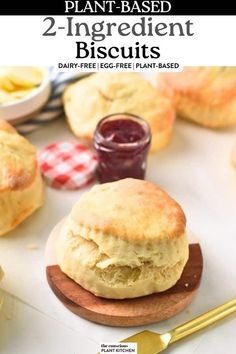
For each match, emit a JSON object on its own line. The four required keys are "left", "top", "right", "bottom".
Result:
{"left": 57, "top": 178, "right": 189, "bottom": 299}
{"left": 159, "top": 67, "right": 236, "bottom": 128}
{"left": 0, "top": 120, "right": 44, "bottom": 236}
{"left": 63, "top": 73, "right": 175, "bottom": 152}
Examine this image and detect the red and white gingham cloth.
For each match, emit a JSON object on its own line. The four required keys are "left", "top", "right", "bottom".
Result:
{"left": 38, "top": 142, "right": 97, "bottom": 190}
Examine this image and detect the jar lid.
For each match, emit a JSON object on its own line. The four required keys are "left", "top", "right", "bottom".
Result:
{"left": 38, "top": 142, "right": 97, "bottom": 190}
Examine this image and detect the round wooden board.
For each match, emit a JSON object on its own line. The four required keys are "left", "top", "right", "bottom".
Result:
{"left": 46, "top": 222, "right": 203, "bottom": 327}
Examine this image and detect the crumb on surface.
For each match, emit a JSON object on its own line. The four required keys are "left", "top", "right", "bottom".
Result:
{"left": 4, "top": 314, "right": 12, "bottom": 320}
{"left": 184, "top": 283, "right": 189, "bottom": 288}
{"left": 26, "top": 243, "right": 39, "bottom": 250}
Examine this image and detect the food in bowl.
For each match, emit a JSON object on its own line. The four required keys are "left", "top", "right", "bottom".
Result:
{"left": 0, "top": 67, "right": 51, "bottom": 123}
{"left": 0, "top": 67, "right": 44, "bottom": 105}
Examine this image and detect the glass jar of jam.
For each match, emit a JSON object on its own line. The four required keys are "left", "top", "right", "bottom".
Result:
{"left": 93, "top": 113, "right": 151, "bottom": 183}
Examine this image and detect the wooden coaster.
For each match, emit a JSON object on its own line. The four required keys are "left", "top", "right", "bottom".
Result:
{"left": 46, "top": 222, "right": 203, "bottom": 327}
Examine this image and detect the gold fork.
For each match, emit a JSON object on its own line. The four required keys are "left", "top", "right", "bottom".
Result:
{"left": 120, "top": 298, "right": 236, "bottom": 354}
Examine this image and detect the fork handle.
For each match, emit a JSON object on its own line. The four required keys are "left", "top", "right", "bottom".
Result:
{"left": 170, "top": 298, "right": 236, "bottom": 344}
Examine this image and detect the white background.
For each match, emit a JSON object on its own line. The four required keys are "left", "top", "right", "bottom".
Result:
{"left": 0, "top": 16, "right": 235, "bottom": 69}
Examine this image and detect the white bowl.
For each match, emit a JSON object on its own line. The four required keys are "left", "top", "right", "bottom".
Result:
{"left": 0, "top": 67, "right": 51, "bottom": 125}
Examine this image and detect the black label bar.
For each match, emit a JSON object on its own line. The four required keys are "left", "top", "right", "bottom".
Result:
{"left": 1, "top": 0, "right": 236, "bottom": 15}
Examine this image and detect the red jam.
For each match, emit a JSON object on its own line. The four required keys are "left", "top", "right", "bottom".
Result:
{"left": 93, "top": 113, "right": 151, "bottom": 183}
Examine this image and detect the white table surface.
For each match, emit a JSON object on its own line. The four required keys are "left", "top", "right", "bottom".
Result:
{"left": 1, "top": 105, "right": 236, "bottom": 353}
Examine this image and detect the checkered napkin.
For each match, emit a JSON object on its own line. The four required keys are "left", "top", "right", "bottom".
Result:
{"left": 38, "top": 142, "right": 97, "bottom": 190}
{"left": 17, "top": 68, "right": 90, "bottom": 135}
